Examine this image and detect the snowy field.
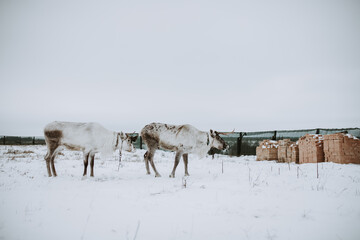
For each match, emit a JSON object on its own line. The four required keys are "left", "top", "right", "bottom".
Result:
{"left": 0, "top": 145, "right": 360, "bottom": 240}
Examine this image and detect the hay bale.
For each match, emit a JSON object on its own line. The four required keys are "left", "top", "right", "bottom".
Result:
{"left": 323, "top": 133, "right": 360, "bottom": 164}
{"left": 278, "top": 139, "right": 294, "bottom": 163}
{"left": 256, "top": 140, "right": 278, "bottom": 161}
{"left": 286, "top": 143, "right": 299, "bottom": 164}
{"left": 298, "top": 134, "right": 324, "bottom": 164}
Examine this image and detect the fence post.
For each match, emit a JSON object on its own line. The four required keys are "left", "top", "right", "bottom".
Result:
{"left": 272, "top": 131, "right": 277, "bottom": 140}
{"left": 316, "top": 128, "right": 320, "bottom": 134}
{"left": 33, "top": 137, "right": 35, "bottom": 145}
{"left": 237, "top": 132, "right": 244, "bottom": 157}
{"left": 3, "top": 136, "right": 5, "bottom": 145}
{"left": 139, "top": 136, "right": 143, "bottom": 150}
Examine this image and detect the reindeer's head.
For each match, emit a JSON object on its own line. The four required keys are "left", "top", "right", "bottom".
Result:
{"left": 209, "top": 129, "right": 228, "bottom": 150}
{"left": 117, "top": 132, "right": 138, "bottom": 152}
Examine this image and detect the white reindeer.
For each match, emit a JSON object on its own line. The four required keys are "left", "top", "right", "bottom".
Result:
{"left": 141, "top": 123, "right": 230, "bottom": 178}
{"left": 44, "top": 121, "right": 137, "bottom": 177}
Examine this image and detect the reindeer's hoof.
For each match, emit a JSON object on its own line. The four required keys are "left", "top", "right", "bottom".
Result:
{"left": 155, "top": 174, "right": 161, "bottom": 178}
{"left": 185, "top": 173, "right": 190, "bottom": 177}
{"left": 169, "top": 174, "right": 175, "bottom": 178}
{"left": 146, "top": 172, "right": 151, "bottom": 175}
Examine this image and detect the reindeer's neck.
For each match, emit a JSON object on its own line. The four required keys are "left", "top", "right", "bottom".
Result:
{"left": 194, "top": 131, "right": 212, "bottom": 158}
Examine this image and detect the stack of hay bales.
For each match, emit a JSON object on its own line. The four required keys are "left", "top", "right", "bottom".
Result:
{"left": 298, "top": 134, "right": 324, "bottom": 163}
{"left": 277, "top": 139, "right": 294, "bottom": 162}
{"left": 256, "top": 140, "right": 278, "bottom": 161}
{"left": 323, "top": 133, "right": 360, "bottom": 164}
{"left": 255, "top": 132, "right": 359, "bottom": 165}
{"left": 286, "top": 142, "right": 299, "bottom": 163}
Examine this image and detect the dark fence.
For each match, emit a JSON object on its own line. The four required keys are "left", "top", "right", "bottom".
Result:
{"left": 216, "top": 128, "right": 360, "bottom": 156}
{"left": 0, "top": 136, "right": 46, "bottom": 145}
{"left": 1, "top": 128, "right": 359, "bottom": 156}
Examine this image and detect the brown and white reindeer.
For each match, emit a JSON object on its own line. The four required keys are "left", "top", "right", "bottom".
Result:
{"left": 44, "top": 121, "right": 137, "bottom": 177}
{"left": 141, "top": 122, "right": 231, "bottom": 178}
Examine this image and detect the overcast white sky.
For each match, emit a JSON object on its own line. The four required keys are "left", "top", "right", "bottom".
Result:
{"left": 0, "top": 0, "right": 359, "bottom": 136}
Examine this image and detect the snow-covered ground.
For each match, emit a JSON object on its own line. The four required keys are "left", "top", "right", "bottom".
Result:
{"left": 0, "top": 145, "right": 359, "bottom": 240}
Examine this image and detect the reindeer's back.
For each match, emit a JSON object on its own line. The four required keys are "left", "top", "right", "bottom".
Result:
{"left": 44, "top": 121, "right": 113, "bottom": 149}
{"left": 141, "top": 123, "right": 199, "bottom": 150}
{"left": 141, "top": 123, "right": 190, "bottom": 137}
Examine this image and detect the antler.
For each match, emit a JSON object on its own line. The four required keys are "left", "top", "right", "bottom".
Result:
{"left": 218, "top": 129, "right": 235, "bottom": 136}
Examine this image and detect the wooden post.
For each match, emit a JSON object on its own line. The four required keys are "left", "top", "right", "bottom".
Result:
{"left": 297, "top": 166, "right": 299, "bottom": 178}
{"left": 139, "top": 136, "right": 143, "bottom": 150}
{"left": 237, "top": 132, "right": 244, "bottom": 157}
{"left": 272, "top": 131, "right": 277, "bottom": 140}
{"left": 317, "top": 161, "right": 319, "bottom": 178}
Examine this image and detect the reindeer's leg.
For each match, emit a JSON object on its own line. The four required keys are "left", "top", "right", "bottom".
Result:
{"left": 144, "top": 151, "right": 151, "bottom": 175}
{"left": 169, "top": 152, "right": 181, "bottom": 178}
{"left": 90, "top": 153, "right": 95, "bottom": 177}
{"left": 183, "top": 153, "right": 190, "bottom": 176}
{"left": 45, "top": 152, "right": 52, "bottom": 177}
{"left": 50, "top": 152, "right": 58, "bottom": 177}
{"left": 148, "top": 149, "right": 161, "bottom": 177}
{"left": 45, "top": 139, "right": 58, "bottom": 177}
{"left": 83, "top": 152, "right": 89, "bottom": 176}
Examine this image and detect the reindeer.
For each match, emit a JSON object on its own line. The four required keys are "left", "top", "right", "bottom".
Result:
{"left": 44, "top": 121, "right": 137, "bottom": 177}
{"left": 141, "top": 123, "right": 232, "bottom": 177}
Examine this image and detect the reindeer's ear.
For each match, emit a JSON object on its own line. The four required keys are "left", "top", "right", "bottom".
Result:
{"left": 210, "top": 129, "right": 215, "bottom": 137}
{"left": 131, "top": 135, "right": 138, "bottom": 142}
